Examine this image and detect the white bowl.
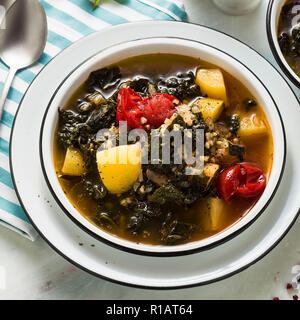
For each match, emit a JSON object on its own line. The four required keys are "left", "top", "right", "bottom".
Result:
{"left": 267, "top": 0, "right": 300, "bottom": 88}
{"left": 40, "top": 37, "right": 286, "bottom": 256}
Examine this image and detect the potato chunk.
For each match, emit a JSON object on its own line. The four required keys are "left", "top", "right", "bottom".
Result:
{"left": 196, "top": 69, "right": 228, "bottom": 104}
{"left": 193, "top": 98, "right": 224, "bottom": 121}
{"left": 96, "top": 144, "right": 141, "bottom": 194}
{"left": 62, "top": 147, "right": 86, "bottom": 176}
{"left": 198, "top": 197, "right": 225, "bottom": 231}
{"left": 203, "top": 163, "right": 220, "bottom": 186}
{"left": 238, "top": 113, "right": 267, "bottom": 139}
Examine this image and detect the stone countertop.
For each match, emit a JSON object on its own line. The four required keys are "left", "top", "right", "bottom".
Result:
{"left": 0, "top": 0, "right": 299, "bottom": 300}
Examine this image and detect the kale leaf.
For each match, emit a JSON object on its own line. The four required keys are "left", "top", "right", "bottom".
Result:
{"left": 129, "top": 78, "right": 151, "bottom": 96}
{"left": 127, "top": 213, "right": 146, "bottom": 234}
{"left": 92, "top": 211, "right": 119, "bottom": 232}
{"left": 278, "top": 32, "right": 291, "bottom": 55}
{"left": 82, "top": 174, "right": 107, "bottom": 201}
{"left": 86, "top": 66, "right": 121, "bottom": 92}
{"left": 85, "top": 99, "right": 117, "bottom": 133}
{"left": 226, "top": 115, "right": 240, "bottom": 133}
{"left": 160, "top": 213, "right": 196, "bottom": 244}
{"left": 156, "top": 71, "right": 201, "bottom": 101}
{"left": 278, "top": 2, "right": 300, "bottom": 59}
{"left": 57, "top": 98, "right": 117, "bottom": 150}
{"left": 57, "top": 109, "right": 89, "bottom": 148}
{"left": 229, "top": 143, "right": 245, "bottom": 161}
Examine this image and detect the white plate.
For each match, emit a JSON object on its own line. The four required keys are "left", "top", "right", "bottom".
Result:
{"left": 10, "top": 21, "right": 300, "bottom": 289}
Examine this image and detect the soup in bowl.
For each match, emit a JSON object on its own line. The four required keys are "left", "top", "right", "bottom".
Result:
{"left": 40, "top": 38, "right": 285, "bottom": 255}
{"left": 267, "top": 0, "right": 300, "bottom": 88}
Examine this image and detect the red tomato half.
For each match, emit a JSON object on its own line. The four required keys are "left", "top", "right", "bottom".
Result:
{"left": 143, "top": 93, "right": 177, "bottom": 128}
{"left": 116, "top": 88, "right": 144, "bottom": 128}
{"left": 217, "top": 164, "right": 266, "bottom": 202}
{"left": 116, "top": 88, "right": 177, "bottom": 129}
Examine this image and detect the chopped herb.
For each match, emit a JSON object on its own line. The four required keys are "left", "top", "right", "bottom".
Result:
{"left": 92, "top": 0, "right": 101, "bottom": 10}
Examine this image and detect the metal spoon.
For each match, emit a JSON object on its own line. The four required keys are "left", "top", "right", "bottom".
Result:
{"left": 0, "top": 0, "right": 16, "bottom": 11}
{"left": 0, "top": 0, "right": 47, "bottom": 121}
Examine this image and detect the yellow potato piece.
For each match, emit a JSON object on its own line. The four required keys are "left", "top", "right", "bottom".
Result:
{"left": 198, "top": 197, "right": 225, "bottom": 231}
{"left": 96, "top": 144, "right": 141, "bottom": 194}
{"left": 62, "top": 147, "right": 86, "bottom": 176}
{"left": 196, "top": 69, "right": 228, "bottom": 105}
{"left": 193, "top": 98, "right": 224, "bottom": 121}
{"left": 203, "top": 163, "right": 220, "bottom": 186}
{"left": 238, "top": 113, "right": 267, "bottom": 139}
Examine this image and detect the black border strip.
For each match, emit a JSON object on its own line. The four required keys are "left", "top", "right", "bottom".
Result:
{"left": 9, "top": 21, "right": 298, "bottom": 290}
{"left": 267, "top": 0, "right": 300, "bottom": 89}
{"left": 39, "top": 37, "right": 287, "bottom": 257}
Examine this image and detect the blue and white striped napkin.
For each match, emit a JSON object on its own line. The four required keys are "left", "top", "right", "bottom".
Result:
{"left": 0, "top": 0, "right": 186, "bottom": 241}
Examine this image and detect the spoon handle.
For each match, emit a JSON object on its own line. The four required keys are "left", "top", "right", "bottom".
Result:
{"left": 0, "top": 67, "right": 17, "bottom": 123}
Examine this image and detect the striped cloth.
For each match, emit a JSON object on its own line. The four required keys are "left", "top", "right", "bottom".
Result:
{"left": 0, "top": 0, "right": 186, "bottom": 241}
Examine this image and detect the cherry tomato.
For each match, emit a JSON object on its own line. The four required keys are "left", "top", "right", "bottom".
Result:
{"left": 116, "top": 88, "right": 177, "bottom": 129}
{"left": 217, "top": 164, "right": 266, "bottom": 202}
{"left": 217, "top": 164, "right": 242, "bottom": 202}
{"left": 236, "top": 164, "right": 266, "bottom": 198}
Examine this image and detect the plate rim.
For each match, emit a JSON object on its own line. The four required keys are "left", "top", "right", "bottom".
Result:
{"left": 39, "top": 36, "right": 286, "bottom": 257}
{"left": 9, "top": 20, "right": 300, "bottom": 289}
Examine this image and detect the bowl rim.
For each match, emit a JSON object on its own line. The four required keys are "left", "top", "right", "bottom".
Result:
{"left": 40, "top": 36, "right": 286, "bottom": 257}
{"left": 267, "top": 0, "right": 300, "bottom": 89}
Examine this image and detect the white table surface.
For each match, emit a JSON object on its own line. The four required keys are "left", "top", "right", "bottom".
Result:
{"left": 0, "top": 0, "right": 299, "bottom": 300}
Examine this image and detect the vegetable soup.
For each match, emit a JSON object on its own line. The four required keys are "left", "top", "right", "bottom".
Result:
{"left": 53, "top": 54, "right": 273, "bottom": 246}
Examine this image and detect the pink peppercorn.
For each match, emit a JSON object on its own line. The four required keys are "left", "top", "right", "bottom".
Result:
{"left": 286, "top": 283, "right": 293, "bottom": 290}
